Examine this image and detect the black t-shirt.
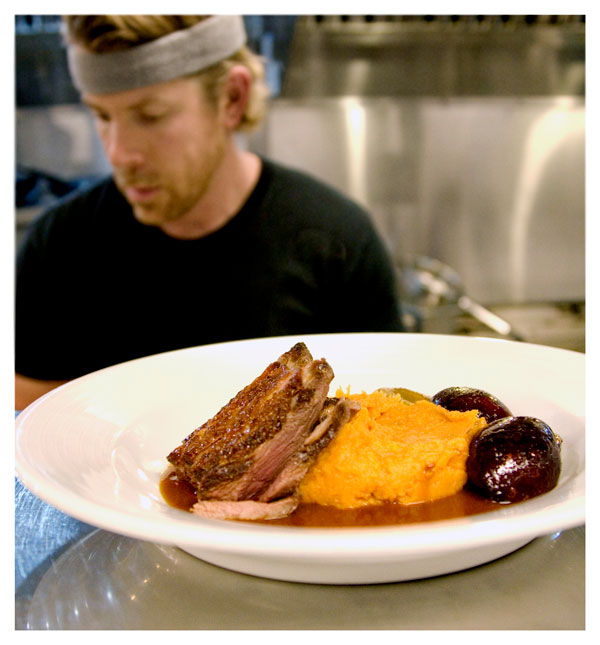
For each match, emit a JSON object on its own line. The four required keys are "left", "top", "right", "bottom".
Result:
{"left": 16, "top": 158, "right": 403, "bottom": 380}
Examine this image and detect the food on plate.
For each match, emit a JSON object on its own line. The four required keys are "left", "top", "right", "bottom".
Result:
{"left": 466, "top": 416, "right": 562, "bottom": 502}
{"left": 298, "top": 389, "right": 488, "bottom": 508}
{"left": 165, "top": 342, "right": 359, "bottom": 520}
{"left": 375, "top": 387, "right": 429, "bottom": 403}
{"left": 431, "top": 386, "right": 512, "bottom": 424}
{"left": 162, "top": 342, "right": 564, "bottom": 524}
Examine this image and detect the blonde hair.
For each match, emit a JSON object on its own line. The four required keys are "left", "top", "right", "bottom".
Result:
{"left": 63, "top": 15, "right": 269, "bottom": 131}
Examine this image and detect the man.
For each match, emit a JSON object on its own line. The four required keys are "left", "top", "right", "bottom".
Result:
{"left": 15, "top": 15, "right": 403, "bottom": 409}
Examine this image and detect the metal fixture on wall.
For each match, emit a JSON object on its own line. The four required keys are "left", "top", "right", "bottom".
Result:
{"left": 282, "top": 15, "right": 585, "bottom": 98}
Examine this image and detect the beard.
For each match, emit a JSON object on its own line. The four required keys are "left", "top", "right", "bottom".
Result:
{"left": 114, "top": 133, "right": 227, "bottom": 228}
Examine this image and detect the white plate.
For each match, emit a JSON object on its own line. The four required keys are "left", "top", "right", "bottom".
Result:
{"left": 15, "top": 333, "right": 585, "bottom": 584}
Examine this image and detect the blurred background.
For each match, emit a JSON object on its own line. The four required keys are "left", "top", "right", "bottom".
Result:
{"left": 15, "top": 14, "right": 585, "bottom": 351}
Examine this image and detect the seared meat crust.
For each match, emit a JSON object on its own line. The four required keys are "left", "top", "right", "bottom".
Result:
{"left": 167, "top": 343, "right": 335, "bottom": 504}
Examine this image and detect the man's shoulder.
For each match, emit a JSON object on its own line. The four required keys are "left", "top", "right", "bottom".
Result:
{"left": 261, "top": 158, "right": 372, "bottom": 228}
{"left": 28, "top": 176, "right": 124, "bottom": 236}
{"left": 264, "top": 158, "right": 362, "bottom": 205}
{"left": 47, "top": 176, "right": 120, "bottom": 215}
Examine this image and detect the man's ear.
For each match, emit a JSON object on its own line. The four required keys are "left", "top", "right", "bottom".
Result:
{"left": 221, "top": 65, "right": 251, "bottom": 129}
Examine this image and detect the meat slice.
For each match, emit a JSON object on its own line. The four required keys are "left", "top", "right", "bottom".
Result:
{"left": 189, "top": 397, "right": 360, "bottom": 521}
{"left": 257, "top": 397, "right": 361, "bottom": 503}
{"left": 192, "top": 496, "right": 299, "bottom": 521}
{"left": 166, "top": 342, "right": 336, "bottom": 514}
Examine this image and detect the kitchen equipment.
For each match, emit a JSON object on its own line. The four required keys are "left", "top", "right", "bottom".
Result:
{"left": 398, "top": 256, "right": 524, "bottom": 340}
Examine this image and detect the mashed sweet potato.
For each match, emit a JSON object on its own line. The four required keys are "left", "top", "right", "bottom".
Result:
{"left": 298, "top": 389, "right": 488, "bottom": 508}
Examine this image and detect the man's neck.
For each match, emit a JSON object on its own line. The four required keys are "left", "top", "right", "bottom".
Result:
{"left": 159, "top": 145, "right": 262, "bottom": 240}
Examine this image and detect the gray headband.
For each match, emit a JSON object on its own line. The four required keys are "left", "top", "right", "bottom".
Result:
{"left": 67, "top": 15, "right": 247, "bottom": 94}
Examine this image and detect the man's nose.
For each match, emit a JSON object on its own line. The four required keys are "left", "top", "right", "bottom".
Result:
{"left": 103, "top": 122, "right": 144, "bottom": 169}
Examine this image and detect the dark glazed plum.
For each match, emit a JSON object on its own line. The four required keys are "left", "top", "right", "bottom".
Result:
{"left": 432, "top": 386, "right": 511, "bottom": 423}
{"left": 466, "top": 416, "right": 562, "bottom": 503}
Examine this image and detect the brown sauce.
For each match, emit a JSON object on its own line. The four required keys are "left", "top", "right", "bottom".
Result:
{"left": 263, "top": 490, "right": 500, "bottom": 526}
{"left": 160, "top": 472, "right": 198, "bottom": 511}
{"left": 160, "top": 473, "right": 501, "bottom": 527}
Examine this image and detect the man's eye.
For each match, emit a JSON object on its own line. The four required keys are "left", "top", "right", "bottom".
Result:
{"left": 92, "top": 110, "right": 111, "bottom": 123}
{"left": 138, "top": 112, "right": 166, "bottom": 124}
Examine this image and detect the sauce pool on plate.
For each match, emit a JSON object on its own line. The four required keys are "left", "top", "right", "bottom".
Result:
{"left": 160, "top": 472, "right": 501, "bottom": 527}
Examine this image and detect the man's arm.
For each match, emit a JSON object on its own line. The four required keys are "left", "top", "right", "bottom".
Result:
{"left": 15, "top": 374, "right": 70, "bottom": 410}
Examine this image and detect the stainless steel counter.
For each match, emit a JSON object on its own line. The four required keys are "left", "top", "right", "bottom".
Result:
{"left": 15, "top": 478, "right": 585, "bottom": 630}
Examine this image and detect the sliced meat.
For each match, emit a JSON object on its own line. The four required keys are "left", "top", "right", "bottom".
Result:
{"left": 192, "top": 495, "right": 299, "bottom": 521}
{"left": 258, "top": 397, "right": 361, "bottom": 502}
{"left": 167, "top": 342, "right": 334, "bottom": 505}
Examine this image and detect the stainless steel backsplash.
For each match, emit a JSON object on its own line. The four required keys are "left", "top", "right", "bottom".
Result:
{"left": 249, "top": 15, "right": 585, "bottom": 305}
{"left": 250, "top": 95, "right": 584, "bottom": 305}
{"left": 282, "top": 15, "right": 585, "bottom": 98}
